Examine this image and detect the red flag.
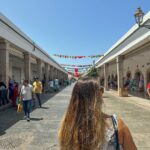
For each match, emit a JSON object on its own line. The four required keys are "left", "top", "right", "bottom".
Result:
{"left": 75, "top": 68, "right": 78, "bottom": 72}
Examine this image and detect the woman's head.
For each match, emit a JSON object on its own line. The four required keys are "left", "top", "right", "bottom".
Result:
{"left": 23, "top": 80, "right": 29, "bottom": 86}
{"left": 58, "top": 78, "right": 105, "bottom": 150}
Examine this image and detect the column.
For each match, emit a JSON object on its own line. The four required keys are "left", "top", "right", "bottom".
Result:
{"left": 57, "top": 70, "right": 60, "bottom": 81}
{"left": 56, "top": 69, "right": 58, "bottom": 79}
{"left": 50, "top": 66, "right": 53, "bottom": 80}
{"left": 66, "top": 73, "right": 68, "bottom": 80}
{"left": 49, "top": 65, "right": 51, "bottom": 80}
{"left": 24, "top": 53, "right": 31, "bottom": 82}
{"left": 0, "top": 40, "right": 9, "bottom": 85}
{"left": 104, "top": 63, "right": 109, "bottom": 91}
{"left": 37, "top": 59, "right": 42, "bottom": 81}
{"left": 54, "top": 68, "right": 56, "bottom": 79}
{"left": 116, "top": 55, "right": 124, "bottom": 96}
{"left": 45, "top": 63, "right": 49, "bottom": 89}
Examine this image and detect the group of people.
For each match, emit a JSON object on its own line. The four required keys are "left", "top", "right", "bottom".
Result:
{"left": 1, "top": 76, "right": 139, "bottom": 149}
{"left": 0, "top": 77, "right": 43, "bottom": 121}
{"left": 49, "top": 78, "right": 72, "bottom": 92}
{"left": 0, "top": 78, "right": 19, "bottom": 107}
{"left": 49, "top": 78, "right": 60, "bottom": 92}
{"left": 123, "top": 75, "right": 144, "bottom": 92}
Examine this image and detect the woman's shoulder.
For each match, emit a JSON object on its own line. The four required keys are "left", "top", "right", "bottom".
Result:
{"left": 117, "top": 117, "right": 131, "bottom": 141}
{"left": 118, "top": 117, "right": 128, "bottom": 131}
{"left": 103, "top": 114, "right": 128, "bottom": 131}
{"left": 117, "top": 117, "right": 137, "bottom": 150}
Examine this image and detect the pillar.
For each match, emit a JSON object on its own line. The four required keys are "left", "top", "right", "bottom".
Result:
{"left": 24, "top": 53, "right": 31, "bottom": 82}
{"left": 0, "top": 40, "right": 9, "bottom": 85}
{"left": 52, "top": 67, "right": 55, "bottom": 80}
{"left": 37, "top": 59, "right": 42, "bottom": 81}
{"left": 45, "top": 63, "right": 49, "bottom": 89}
{"left": 56, "top": 69, "right": 58, "bottom": 79}
{"left": 116, "top": 55, "right": 124, "bottom": 95}
{"left": 104, "top": 63, "right": 109, "bottom": 91}
{"left": 50, "top": 66, "right": 53, "bottom": 80}
{"left": 57, "top": 70, "right": 59, "bottom": 79}
{"left": 49, "top": 65, "right": 51, "bottom": 80}
{"left": 54, "top": 68, "right": 57, "bottom": 79}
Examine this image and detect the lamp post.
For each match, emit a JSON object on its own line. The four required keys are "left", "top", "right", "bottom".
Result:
{"left": 134, "top": 7, "right": 150, "bottom": 29}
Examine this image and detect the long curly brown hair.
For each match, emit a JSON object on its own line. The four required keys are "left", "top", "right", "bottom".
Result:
{"left": 58, "top": 78, "right": 106, "bottom": 150}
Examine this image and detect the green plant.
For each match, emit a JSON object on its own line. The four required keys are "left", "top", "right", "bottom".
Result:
{"left": 88, "top": 67, "right": 98, "bottom": 77}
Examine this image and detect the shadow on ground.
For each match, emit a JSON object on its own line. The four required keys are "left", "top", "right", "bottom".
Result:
{"left": 0, "top": 86, "right": 68, "bottom": 136}
{"left": 30, "top": 117, "right": 43, "bottom": 121}
{"left": 102, "top": 96, "right": 109, "bottom": 98}
{"left": 129, "top": 91, "right": 150, "bottom": 100}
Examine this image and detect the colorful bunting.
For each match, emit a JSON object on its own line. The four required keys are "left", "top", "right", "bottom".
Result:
{"left": 53, "top": 54, "right": 104, "bottom": 59}
{"left": 61, "top": 64, "right": 92, "bottom": 67}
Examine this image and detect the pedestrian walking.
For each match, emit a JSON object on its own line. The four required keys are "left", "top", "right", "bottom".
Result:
{"left": 33, "top": 77, "right": 43, "bottom": 108}
{"left": 12, "top": 82, "right": 19, "bottom": 107}
{"left": 54, "top": 78, "right": 59, "bottom": 91}
{"left": 0, "top": 81, "right": 8, "bottom": 106}
{"left": 49, "top": 79, "right": 54, "bottom": 92}
{"left": 58, "top": 78, "right": 137, "bottom": 150}
{"left": 20, "top": 80, "right": 33, "bottom": 122}
{"left": 147, "top": 82, "right": 150, "bottom": 98}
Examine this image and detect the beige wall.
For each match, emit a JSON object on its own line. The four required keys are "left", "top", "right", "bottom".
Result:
{"left": 9, "top": 54, "right": 25, "bottom": 83}
{"left": 107, "top": 61, "right": 117, "bottom": 77}
{"left": 123, "top": 44, "right": 150, "bottom": 90}
{"left": 98, "top": 44, "right": 150, "bottom": 91}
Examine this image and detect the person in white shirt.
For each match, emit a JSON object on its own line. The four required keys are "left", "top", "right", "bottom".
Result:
{"left": 49, "top": 80, "right": 54, "bottom": 92}
{"left": 54, "top": 79, "right": 59, "bottom": 91}
{"left": 20, "top": 80, "right": 33, "bottom": 122}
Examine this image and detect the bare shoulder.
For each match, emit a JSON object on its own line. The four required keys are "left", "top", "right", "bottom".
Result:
{"left": 118, "top": 117, "right": 127, "bottom": 130}
{"left": 118, "top": 117, "right": 132, "bottom": 136}
{"left": 118, "top": 118, "right": 137, "bottom": 150}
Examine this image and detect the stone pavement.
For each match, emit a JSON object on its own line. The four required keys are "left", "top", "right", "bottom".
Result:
{"left": 0, "top": 85, "right": 150, "bottom": 150}
{"left": 0, "top": 87, "right": 71, "bottom": 150}
{"left": 104, "top": 91, "right": 150, "bottom": 150}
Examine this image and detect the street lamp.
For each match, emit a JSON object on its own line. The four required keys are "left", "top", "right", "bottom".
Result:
{"left": 134, "top": 7, "right": 150, "bottom": 29}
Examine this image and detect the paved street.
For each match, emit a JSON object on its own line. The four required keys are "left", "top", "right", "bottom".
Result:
{"left": 0, "top": 84, "right": 150, "bottom": 150}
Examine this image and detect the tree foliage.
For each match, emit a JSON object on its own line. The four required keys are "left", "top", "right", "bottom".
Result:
{"left": 87, "top": 67, "right": 98, "bottom": 77}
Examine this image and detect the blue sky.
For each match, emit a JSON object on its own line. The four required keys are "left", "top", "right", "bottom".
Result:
{"left": 0, "top": 0, "right": 150, "bottom": 67}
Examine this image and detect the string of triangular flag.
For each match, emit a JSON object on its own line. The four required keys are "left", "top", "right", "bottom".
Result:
{"left": 61, "top": 64, "right": 92, "bottom": 67}
{"left": 54, "top": 54, "right": 104, "bottom": 59}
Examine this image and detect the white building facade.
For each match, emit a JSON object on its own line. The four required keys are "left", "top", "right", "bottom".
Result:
{"left": 0, "top": 13, "right": 68, "bottom": 87}
{"left": 96, "top": 11, "right": 150, "bottom": 97}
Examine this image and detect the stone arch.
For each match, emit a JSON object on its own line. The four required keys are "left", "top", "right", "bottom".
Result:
{"left": 134, "top": 69, "right": 144, "bottom": 91}
{"left": 126, "top": 71, "right": 132, "bottom": 79}
{"left": 134, "top": 69, "right": 142, "bottom": 81}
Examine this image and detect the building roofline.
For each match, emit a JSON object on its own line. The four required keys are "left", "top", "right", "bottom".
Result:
{"left": 0, "top": 12, "right": 67, "bottom": 74}
{"left": 95, "top": 11, "right": 150, "bottom": 66}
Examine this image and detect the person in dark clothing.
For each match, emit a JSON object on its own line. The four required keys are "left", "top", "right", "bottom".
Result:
{"left": 12, "top": 83, "right": 19, "bottom": 107}
{"left": 0, "top": 82, "right": 8, "bottom": 105}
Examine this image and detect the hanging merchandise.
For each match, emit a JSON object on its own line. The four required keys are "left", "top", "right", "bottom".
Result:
{"left": 53, "top": 54, "right": 104, "bottom": 59}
